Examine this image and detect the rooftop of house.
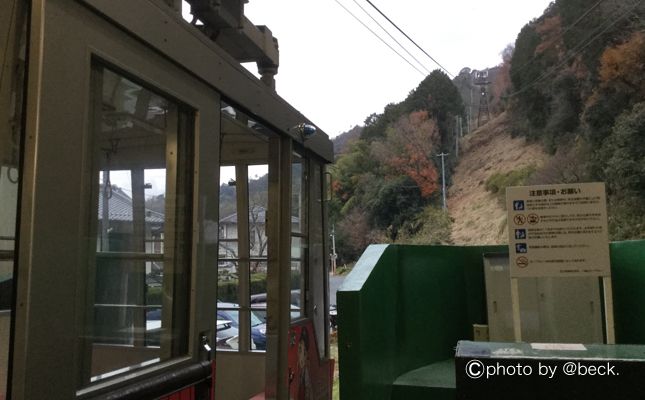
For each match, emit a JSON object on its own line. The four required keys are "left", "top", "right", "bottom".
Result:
{"left": 98, "top": 185, "right": 164, "bottom": 224}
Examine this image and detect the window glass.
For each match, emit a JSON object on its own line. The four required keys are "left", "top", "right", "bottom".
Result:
{"left": 248, "top": 164, "right": 268, "bottom": 350}
{"left": 218, "top": 261, "right": 239, "bottom": 304}
{"left": 291, "top": 158, "right": 305, "bottom": 234}
{"left": 249, "top": 311, "right": 266, "bottom": 351}
{"left": 290, "top": 154, "right": 306, "bottom": 320}
{"left": 218, "top": 165, "right": 240, "bottom": 350}
{"left": 0, "top": 163, "right": 18, "bottom": 398}
{"left": 219, "top": 165, "right": 238, "bottom": 240}
{"left": 310, "top": 163, "right": 327, "bottom": 357}
{"left": 216, "top": 308, "right": 240, "bottom": 350}
{"left": 249, "top": 165, "right": 268, "bottom": 258}
{"left": 1, "top": 4, "right": 27, "bottom": 396}
{"left": 85, "top": 65, "right": 192, "bottom": 384}
{"left": 219, "top": 99, "right": 273, "bottom": 352}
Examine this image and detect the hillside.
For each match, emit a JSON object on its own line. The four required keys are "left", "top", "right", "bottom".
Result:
{"left": 329, "top": 0, "right": 644, "bottom": 264}
{"left": 448, "top": 113, "right": 550, "bottom": 244}
{"left": 332, "top": 125, "right": 362, "bottom": 157}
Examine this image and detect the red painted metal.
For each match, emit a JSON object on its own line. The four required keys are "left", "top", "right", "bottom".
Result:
{"left": 160, "top": 386, "right": 195, "bottom": 400}
{"left": 287, "top": 321, "right": 333, "bottom": 400}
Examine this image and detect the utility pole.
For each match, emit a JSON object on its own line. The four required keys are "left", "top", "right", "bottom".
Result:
{"left": 436, "top": 152, "right": 449, "bottom": 209}
{"left": 455, "top": 116, "right": 459, "bottom": 159}
{"left": 330, "top": 224, "right": 337, "bottom": 275}
{"left": 469, "top": 74, "right": 474, "bottom": 134}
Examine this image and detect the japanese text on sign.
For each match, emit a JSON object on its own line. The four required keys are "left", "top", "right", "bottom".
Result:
{"left": 506, "top": 183, "right": 610, "bottom": 278}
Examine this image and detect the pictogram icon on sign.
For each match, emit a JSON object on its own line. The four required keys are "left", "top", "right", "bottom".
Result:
{"left": 513, "top": 214, "right": 526, "bottom": 225}
{"left": 516, "top": 256, "right": 529, "bottom": 268}
{"left": 527, "top": 214, "right": 539, "bottom": 225}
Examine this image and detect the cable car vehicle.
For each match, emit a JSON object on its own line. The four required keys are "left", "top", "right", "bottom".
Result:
{"left": 0, "top": 0, "right": 334, "bottom": 399}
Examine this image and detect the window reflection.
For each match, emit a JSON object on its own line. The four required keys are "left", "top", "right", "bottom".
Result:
{"left": 290, "top": 153, "right": 306, "bottom": 320}
{"left": 218, "top": 99, "right": 272, "bottom": 352}
{"left": 1, "top": 4, "right": 27, "bottom": 396}
{"left": 0, "top": 165, "right": 18, "bottom": 397}
{"left": 248, "top": 165, "right": 268, "bottom": 349}
{"left": 85, "top": 65, "right": 191, "bottom": 383}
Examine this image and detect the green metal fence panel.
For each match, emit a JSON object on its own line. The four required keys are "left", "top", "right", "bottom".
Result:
{"left": 338, "top": 240, "right": 645, "bottom": 400}
{"left": 611, "top": 240, "right": 645, "bottom": 344}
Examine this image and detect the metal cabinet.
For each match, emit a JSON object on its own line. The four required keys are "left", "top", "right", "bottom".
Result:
{"left": 483, "top": 253, "right": 604, "bottom": 343}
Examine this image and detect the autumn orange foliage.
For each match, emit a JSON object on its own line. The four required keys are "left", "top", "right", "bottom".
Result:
{"left": 535, "top": 15, "right": 564, "bottom": 57}
{"left": 599, "top": 31, "right": 645, "bottom": 95}
{"left": 373, "top": 111, "right": 440, "bottom": 197}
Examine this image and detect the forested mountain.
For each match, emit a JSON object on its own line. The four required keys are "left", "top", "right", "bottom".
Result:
{"left": 332, "top": 125, "right": 362, "bottom": 156}
{"left": 330, "top": 70, "right": 462, "bottom": 263}
{"left": 331, "top": 0, "right": 645, "bottom": 264}
{"left": 501, "top": 0, "right": 645, "bottom": 240}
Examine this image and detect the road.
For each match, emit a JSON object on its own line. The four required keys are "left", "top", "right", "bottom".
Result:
{"left": 329, "top": 273, "right": 346, "bottom": 306}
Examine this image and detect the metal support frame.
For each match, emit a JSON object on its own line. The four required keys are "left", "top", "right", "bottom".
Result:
{"left": 80, "top": 0, "right": 333, "bottom": 161}
{"left": 235, "top": 164, "right": 251, "bottom": 352}
{"left": 265, "top": 135, "right": 292, "bottom": 399}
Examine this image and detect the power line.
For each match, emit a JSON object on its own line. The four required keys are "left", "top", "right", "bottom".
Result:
{"left": 506, "top": 1, "right": 640, "bottom": 99}
{"left": 364, "top": 0, "right": 454, "bottom": 78}
{"left": 350, "top": 0, "right": 432, "bottom": 75}
{"left": 436, "top": 152, "right": 449, "bottom": 209}
{"left": 332, "top": 0, "right": 426, "bottom": 77}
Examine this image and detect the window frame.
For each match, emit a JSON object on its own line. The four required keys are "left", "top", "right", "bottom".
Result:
{"left": 11, "top": 3, "right": 220, "bottom": 397}
{"left": 217, "top": 161, "right": 271, "bottom": 353}
{"left": 82, "top": 62, "right": 195, "bottom": 383}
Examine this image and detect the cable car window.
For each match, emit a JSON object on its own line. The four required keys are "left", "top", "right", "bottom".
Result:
{"left": 290, "top": 153, "right": 307, "bottom": 320}
{"left": 219, "top": 165, "right": 239, "bottom": 308}
{"left": 218, "top": 164, "right": 241, "bottom": 349}
{"left": 309, "top": 162, "right": 328, "bottom": 357}
{"left": 0, "top": 159, "right": 17, "bottom": 400}
{"left": 0, "top": 93, "right": 20, "bottom": 400}
{"left": 248, "top": 164, "right": 268, "bottom": 350}
{"left": 248, "top": 164, "right": 268, "bottom": 258}
{"left": 219, "top": 100, "right": 273, "bottom": 352}
{"left": 1, "top": 3, "right": 26, "bottom": 394}
{"left": 83, "top": 64, "right": 192, "bottom": 384}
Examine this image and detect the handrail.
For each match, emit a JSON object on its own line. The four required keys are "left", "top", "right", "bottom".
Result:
{"left": 79, "top": 360, "right": 211, "bottom": 400}
{"left": 94, "top": 304, "right": 161, "bottom": 309}
{"left": 96, "top": 251, "right": 164, "bottom": 261}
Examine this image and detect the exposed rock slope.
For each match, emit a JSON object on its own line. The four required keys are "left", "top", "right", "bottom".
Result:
{"left": 448, "top": 112, "right": 550, "bottom": 245}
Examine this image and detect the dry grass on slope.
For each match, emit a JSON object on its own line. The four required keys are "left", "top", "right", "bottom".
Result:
{"left": 448, "top": 112, "right": 550, "bottom": 245}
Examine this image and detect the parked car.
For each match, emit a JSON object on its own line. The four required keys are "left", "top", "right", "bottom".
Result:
{"left": 249, "top": 290, "right": 301, "bottom": 321}
{"left": 215, "top": 318, "right": 240, "bottom": 350}
{"left": 329, "top": 304, "right": 338, "bottom": 330}
{"left": 146, "top": 306, "right": 249, "bottom": 350}
{"left": 217, "top": 301, "right": 266, "bottom": 350}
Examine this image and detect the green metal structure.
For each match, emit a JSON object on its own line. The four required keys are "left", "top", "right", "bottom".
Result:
{"left": 337, "top": 240, "right": 645, "bottom": 400}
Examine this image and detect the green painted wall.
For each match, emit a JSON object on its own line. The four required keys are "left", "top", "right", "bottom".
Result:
{"left": 338, "top": 240, "right": 645, "bottom": 400}
{"left": 610, "top": 240, "right": 645, "bottom": 344}
{"left": 337, "top": 245, "right": 398, "bottom": 400}
{"left": 337, "top": 244, "right": 504, "bottom": 400}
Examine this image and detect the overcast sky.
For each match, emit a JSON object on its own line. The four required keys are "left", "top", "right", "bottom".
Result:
{"left": 233, "top": 0, "right": 553, "bottom": 138}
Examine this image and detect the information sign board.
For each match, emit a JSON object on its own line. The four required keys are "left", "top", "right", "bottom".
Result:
{"left": 506, "top": 182, "right": 610, "bottom": 278}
